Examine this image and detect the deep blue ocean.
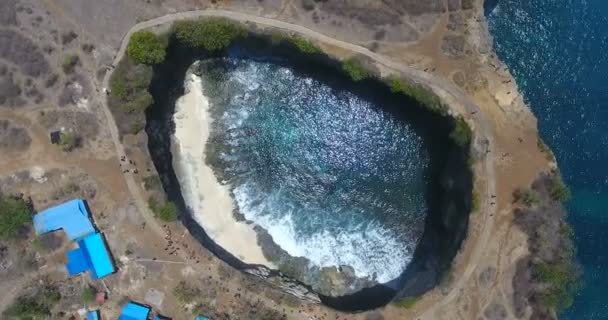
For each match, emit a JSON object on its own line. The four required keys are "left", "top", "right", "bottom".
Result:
{"left": 485, "top": 0, "right": 608, "bottom": 318}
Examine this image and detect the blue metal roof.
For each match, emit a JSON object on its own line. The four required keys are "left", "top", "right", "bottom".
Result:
{"left": 86, "top": 310, "right": 99, "bottom": 320}
{"left": 33, "top": 199, "right": 95, "bottom": 240}
{"left": 65, "top": 232, "right": 115, "bottom": 279}
{"left": 118, "top": 302, "right": 151, "bottom": 320}
{"left": 195, "top": 316, "right": 210, "bottom": 320}
{"left": 66, "top": 247, "right": 88, "bottom": 276}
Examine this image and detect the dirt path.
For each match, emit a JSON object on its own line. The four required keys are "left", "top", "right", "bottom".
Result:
{"left": 99, "top": 9, "right": 498, "bottom": 318}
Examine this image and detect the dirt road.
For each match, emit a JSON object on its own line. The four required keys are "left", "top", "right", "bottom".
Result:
{"left": 99, "top": 9, "right": 498, "bottom": 318}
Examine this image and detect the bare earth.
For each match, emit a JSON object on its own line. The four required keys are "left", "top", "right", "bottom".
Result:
{"left": 0, "top": 0, "right": 554, "bottom": 319}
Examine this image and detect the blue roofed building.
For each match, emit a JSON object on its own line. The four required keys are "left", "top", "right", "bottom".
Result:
{"left": 33, "top": 198, "right": 95, "bottom": 240}
{"left": 66, "top": 232, "right": 115, "bottom": 279}
{"left": 31, "top": 198, "right": 115, "bottom": 280}
{"left": 118, "top": 302, "right": 151, "bottom": 320}
{"left": 195, "top": 316, "right": 210, "bottom": 320}
{"left": 86, "top": 310, "right": 100, "bottom": 320}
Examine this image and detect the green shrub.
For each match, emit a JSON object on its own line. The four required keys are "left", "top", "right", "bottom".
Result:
{"left": 143, "top": 175, "right": 162, "bottom": 191}
{"left": 449, "top": 118, "right": 472, "bottom": 147}
{"left": 58, "top": 131, "right": 77, "bottom": 151}
{"left": 513, "top": 189, "right": 542, "bottom": 207}
{"left": 342, "top": 59, "right": 369, "bottom": 81}
{"left": 110, "top": 58, "right": 153, "bottom": 99}
{"left": 270, "top": 32, "right": 288, "bottom": 45}
{"left": 157, "top": 201, "right": 178, "bottom": 222}
{"left": 127, "top": 31, "right": 167, "bottom": 65}
{"left": 173, "top": 18, "right": 247, "bottom": 51}
{"left": 3, "top": 288, "right": 61, "bottom": 319}
{"left": 173, "top": 281, "right": 201, "bottom": 304}
{"left": 268, "top": 32, "right": 320, "bottom": 54}
{"left": 0, "top": 196, "right": 33, "bottom": 240}
{"left": 129, "top": 121, "right": 144, "bottom": 135}
{"left": 148, "top": 196, "right": 160, "bottom": 213}
{"left": 387, "top": 78, "right": 445, "bottom": 113}
{"left": 122, "top": 91, "right": 153, "bottom": 114}
{"left": 148, "top": 197, "right": 178, "bottom": 222}
{"left": 80, "top": 286, "right": 96, "bottom": 304}
{"left": 471, "top": 191, "right": 480, "bottom": 212}
{"left": 550, "top": 176, "right": 571, "bottom": 202}
{"left": 393, "top": 296, "right": 419, "bottom": 309}
{"left": 537, "top": 138, "right": 555, "bottom": 161}
{"left": 534, "top": 261, "right": 580, "bottom": 311}
{"left": 62, "top": 54, "right": 79, "bottom": 74}
{"left": 290, "top": 36, "right": 320, "bottom": 54}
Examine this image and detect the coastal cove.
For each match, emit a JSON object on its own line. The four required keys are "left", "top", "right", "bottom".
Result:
{"left": 143, "top": 31, "right": 473, "bottom": 310}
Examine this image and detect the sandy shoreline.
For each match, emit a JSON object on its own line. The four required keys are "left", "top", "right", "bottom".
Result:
{"left": 170, "top": 69, "right": 274, "bottom": 268}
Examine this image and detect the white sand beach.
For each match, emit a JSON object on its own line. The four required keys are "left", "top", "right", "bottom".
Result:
{"left": 171, "top": 70, "right": 274, "bottom": 267}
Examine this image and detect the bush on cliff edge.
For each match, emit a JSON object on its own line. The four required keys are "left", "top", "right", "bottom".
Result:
{"left": 127, "top": 31, "right": 167, "bottom": 65}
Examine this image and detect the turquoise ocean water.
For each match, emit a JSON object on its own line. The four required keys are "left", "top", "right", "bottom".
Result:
{"left": 485, "top": 0, "right": 608, "bottom": 318}
{"left": 198, "top": 58, "right": 432, "bottom": 283}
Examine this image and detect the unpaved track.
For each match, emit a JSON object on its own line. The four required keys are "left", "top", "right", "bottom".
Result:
{"left": 100, "top": 9, "right": 497, "bottom": 318}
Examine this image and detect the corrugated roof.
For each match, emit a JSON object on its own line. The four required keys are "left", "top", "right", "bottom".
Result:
{"left": 33, "top": 199, "right": 95, "bottom": 240}
{"left": 119, "top": 302, "right": 151, "bottom": 320}
{"left": 65, "top": 232, "right": 115, "bottom": 279}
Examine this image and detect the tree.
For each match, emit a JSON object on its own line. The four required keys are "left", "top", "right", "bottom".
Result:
{"left": 0, "top": 196, "right": 33, "bottom": 240}
{"left": 127, "top": 31, "right": 167, "bottom": 65}
{"left": 173, "top": 18, "right": 247, "bottom": 52}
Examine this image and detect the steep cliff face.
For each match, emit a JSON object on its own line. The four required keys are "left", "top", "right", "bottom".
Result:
{"left": 144, "top": 33, "right": 473, "bottom": 310}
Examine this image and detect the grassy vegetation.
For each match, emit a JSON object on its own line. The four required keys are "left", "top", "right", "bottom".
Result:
{"left": 3, "top": 287, "right": 61, "bottom": 319}
{"left": 550, "top": 176, "right": 571, "bottom": 202}
{"left": 80, "top": 286, "right": 96, "bottom": 304}
{"left": 127, "top": 31, "right": 167, "bottom": 65}
{"left": 449, "top": 117, "right": 472, "bottom": 147}
{"left": 0, "top": 195, "right": 33, "bottom": 240}
{"left": 173, "top": 18, "right": 247, "bottom": 52}
{"left": 270, "top": 32, "right": 321, "bottom": 54}
{"left": 173, "top": 281, "right": 201, "bottom": 304}
{"left": 341, "top": 58, "right": 369, "bottom": 81}
{"left": 513, "top": 188, "right": 542, "bottom": 207}
{"left": 387, "top": 77, "right": 445, "bottom": 114}
{"left": 393, "top": 296, "right": 420, "bottom": 309}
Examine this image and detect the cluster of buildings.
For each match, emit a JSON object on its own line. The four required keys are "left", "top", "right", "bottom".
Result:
{"left": 33, "top": 198, "right": 210, "bottom": 320}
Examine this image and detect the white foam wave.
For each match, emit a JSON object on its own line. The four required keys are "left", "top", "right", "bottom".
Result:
{"left": 234, "top": 181, "right": 414, "bottom": 283}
